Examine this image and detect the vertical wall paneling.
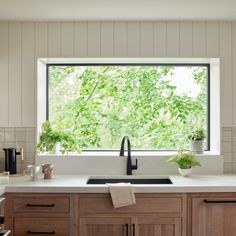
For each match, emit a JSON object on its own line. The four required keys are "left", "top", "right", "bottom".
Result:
{"left": 232, "top": 23, "right": 236, "bottom": 124}
{"left": 114, "top": 22, "right": 127, "bottom": 57}
{"left": 154, "top": 22, "right": 167, "bottom": 57}
{"left": 0, "top": 22, "right": 9, "bottom": 126}
{"left": 206, "top": 22, "right": 219, "bottom": 57}
{"left": 180, "top": 22, "right": 193, "bottom": 57}
{"left": 87, "top": 22, "right": 101, "bottom": 57}
{"left": 166, "top": 22, "right": 180, "bottom": 57}
{"left": 219, "top": 22, "right": 232, "bottom": 125}
{"left": 9, "top": 22, "right": 22, "bottom": 126}
{"left": 47, "top": 22, "right": 61, "bottom": 57}
{"left": 193, "top": 22, "right": 206, "bottom": 57}
{"left": 127, "top": 22, "right": 140, "bottom": 57}
{"left": 35, "top": 22, "right": 48, "bottom": 57}
{"left": 61, "top": 22, "right": 74, "bottom": 57}
{"left": 74, "top": 22, "right": 87, "bottom": 57}
{"left": 101, "top": 22, "right": 113, "bottom": 57}
{"left": 140, "top": 22, "right": 154, "bottom": 57}
{"left": 21, "top": 22, "right": 35, "bottom": 126}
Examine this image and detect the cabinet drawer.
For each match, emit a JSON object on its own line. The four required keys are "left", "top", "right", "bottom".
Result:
{"left": 80, "top": 197, "right": 182, "bottom": 214}
{"left": 14, "top": 197, "right": 69, "bottom": 213}
{"left": 14, "top": 218, "right": 69, "bottom": 236}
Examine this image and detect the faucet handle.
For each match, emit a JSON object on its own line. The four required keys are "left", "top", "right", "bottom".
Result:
{"left": 132, "top": 158, "right": 138, "bottom": 170}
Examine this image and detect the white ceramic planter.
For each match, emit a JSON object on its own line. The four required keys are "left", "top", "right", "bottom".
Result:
{"left": 189, "top": 140, "right": 204, "bottom": 154}
{"left": 55, "top": 142, "right": 61, "bottom": 154}
{"left": 178, "top": 167, "right": 192, "bottom": 177}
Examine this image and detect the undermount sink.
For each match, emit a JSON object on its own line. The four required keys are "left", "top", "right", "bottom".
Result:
{"left": 87, "top": 177, "right": 173, "bottom": 185}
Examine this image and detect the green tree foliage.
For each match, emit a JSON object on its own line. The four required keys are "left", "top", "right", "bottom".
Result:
{"left": 48, "top": 65, "right": 207, "bottom": 151}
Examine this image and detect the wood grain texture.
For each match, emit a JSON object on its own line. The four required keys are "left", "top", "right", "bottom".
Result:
{"left": 14, "top": 217, "right": 70, "bottom": 236}
{"left": 79, "top": 196, "right": 182, "bottom": 214}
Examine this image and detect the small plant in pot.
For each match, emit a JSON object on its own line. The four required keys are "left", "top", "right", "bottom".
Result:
{"left": 37, "top": 121, "right": 80, "bottom": 154}
{"left": 167, "top": 151, "right": 201, "bottom": 176}
{"left": 188, "top": 128, "right": 206, "bottom": 154}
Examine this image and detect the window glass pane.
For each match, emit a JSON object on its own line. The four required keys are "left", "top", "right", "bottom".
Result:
{"left": 48, "top": 64, "right": 208, "bottom": 151}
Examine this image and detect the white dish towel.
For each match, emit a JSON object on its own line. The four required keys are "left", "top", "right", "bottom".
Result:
{"left": 107, "top": 183, "right": 136, "bottom": 208}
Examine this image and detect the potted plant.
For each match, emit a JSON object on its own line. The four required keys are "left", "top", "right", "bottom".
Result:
{"left": 37, "top": 121, "right": 79, "bottom": 154}
{"left": 188, "top": 128, "right": 206, "bottom": 154}
{"left": 167, "top": 151, "right": 201, "bottom": 176}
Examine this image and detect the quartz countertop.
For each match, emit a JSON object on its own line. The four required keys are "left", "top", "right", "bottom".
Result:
{"left": 1, "top": 174, "right": 236, "bottom": 193}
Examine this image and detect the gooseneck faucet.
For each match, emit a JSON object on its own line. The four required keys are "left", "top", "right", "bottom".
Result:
{"left": 119, "top": 136, "right": 138, "bottom": 175}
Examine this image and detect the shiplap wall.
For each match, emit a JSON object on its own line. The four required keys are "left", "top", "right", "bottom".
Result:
{"left": 0, "top": 21, "right": 235, "bottom": 127}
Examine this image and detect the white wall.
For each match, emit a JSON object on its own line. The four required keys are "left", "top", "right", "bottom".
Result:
{"left": 0, "top": 21, "right": 235, "bottom": 127}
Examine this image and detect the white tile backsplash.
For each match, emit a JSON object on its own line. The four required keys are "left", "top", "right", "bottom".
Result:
{"left": 0, "top": 126, "right": 234, "bottom": 174}
{"left": 0, "top": 127, "right": 35, "bottom": 172}
{"left": 4, "top": 132, "right": 15, "bottom": 142}
{"left": 15, "top": 132, "right": 26, "bottom": 142}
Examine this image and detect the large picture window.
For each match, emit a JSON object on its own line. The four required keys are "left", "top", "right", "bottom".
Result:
{"left": 47, "top": 63, "right": 209, "bottom": 151}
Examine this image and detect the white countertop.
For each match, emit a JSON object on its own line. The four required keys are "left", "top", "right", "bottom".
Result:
{"left": 1, "top": 174, "right": 236, "bottom": 193}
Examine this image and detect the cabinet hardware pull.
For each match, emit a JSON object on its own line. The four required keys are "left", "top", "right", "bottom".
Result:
{"left": 204, "top": 200, "right": 236, "bottom": 204}
{"left": 132, "top": 224, "right": 135, "bottom": 236}
{"left": 27, "top": 231, "right": 55, "bottom": 234}
{"left": 26, "top": 204, "right": 55, "bottom": 207}
{"left": 124, "top": 224, "right": 128, "bottom": 236}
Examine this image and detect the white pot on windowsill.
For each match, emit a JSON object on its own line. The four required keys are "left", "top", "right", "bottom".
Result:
{"left": 189, "top": 139, "right": 204, "bottom": 154}
{"left": 178, "top": 167, "right": 192, "bottom": 177}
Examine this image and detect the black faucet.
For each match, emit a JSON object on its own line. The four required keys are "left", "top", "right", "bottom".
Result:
{"left": 119, "top": 136, "right": 138, "bottom": 175}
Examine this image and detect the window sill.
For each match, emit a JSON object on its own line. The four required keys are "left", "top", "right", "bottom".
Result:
{"left": 37, "top": 150, "right": 221, "bottom": 158}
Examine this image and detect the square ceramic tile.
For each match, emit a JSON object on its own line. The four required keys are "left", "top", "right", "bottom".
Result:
{"left": 222, "top": 131, "right": 232, "bottom": 142}
{"left": 0, "top": 128, "right": 4, "bottom": 131}
{"left": 4, "top": 128, "right": 14, "bottom": 131}
{"left": 25, "top": 127, "right": 35, "bottom": 132}
{"left": 224, "top": 153, "right": 233, "bottom": 163}
{"left": 4, "top": 132, "right": 15, "bottom": 142}
{"left": 0, "top": 132, "right": 4, "bottom": 142}
{"left": 233, "top": 142, "right": 236, "bottom": 153}
{"left": 15, "top": 132, "right": 26, "bottom": 142}
{"left": 26, "top": 143, "right": 36, "bottom": 153}
{"left": 224, "top": 163, "right": 233, "bottom": 174}
{"left": 4, "top": 142, "right": 15, "bottom": 148}
{"left": 222, "top": 127, "right": 232, "bottom": 132}
{"left": 15, "top": 127, "right": 26, "bottom": 132}
{"left": 222, "top": 142, "right": 232, "bottom": 153}
{"left": 26, "top": 131, "right": 35, "bottom": 142}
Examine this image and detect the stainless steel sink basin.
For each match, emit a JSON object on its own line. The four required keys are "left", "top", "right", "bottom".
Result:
{"left": 87, "top": 177, "right": 172, "bottom": 185}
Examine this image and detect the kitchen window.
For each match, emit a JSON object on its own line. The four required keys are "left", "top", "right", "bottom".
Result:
{"left": 46, "top": 62, "right": 210, "bottom": 152}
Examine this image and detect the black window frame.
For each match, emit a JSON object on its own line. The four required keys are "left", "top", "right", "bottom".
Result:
{"left": 46, "top": 63, "right": 210, "bottom": 152}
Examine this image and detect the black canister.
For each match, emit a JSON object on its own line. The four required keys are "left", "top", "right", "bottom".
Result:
{"left": 3, "top": 148, "right": 24, "bottom": 174}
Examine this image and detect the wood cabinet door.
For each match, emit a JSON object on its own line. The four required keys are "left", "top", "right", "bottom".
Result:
{"left": 192, "top": 198, "right": 236, "bottom": 236}
{"left": 133, "top": 217, "right": 182, "bottom": 236}
{"left": 80, "top": 217, "right": 131, "bottom": 236}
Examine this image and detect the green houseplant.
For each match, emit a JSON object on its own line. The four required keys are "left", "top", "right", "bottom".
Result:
{"left": 167, "top": 151, "right": 201, "bottom": 176}
{"left": 188, "top": 128, "right": 206, "bottom": 154}
{"left": 37, "top": 121, "right": 79, "bottom": 154}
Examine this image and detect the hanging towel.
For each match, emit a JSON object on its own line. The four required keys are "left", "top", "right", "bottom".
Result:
{"left": 107, "top": 183, "right": 136, "bottom": 208}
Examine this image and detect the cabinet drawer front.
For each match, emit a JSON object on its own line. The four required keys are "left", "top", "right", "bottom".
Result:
{"left": 80, "top": 197, "right": 182, "bottom": 214}
{"left": 14, "top": 197, "right": 69, "bottom": 213}
{"left": 14, "top": 218, "right": 69, "bottom": 236}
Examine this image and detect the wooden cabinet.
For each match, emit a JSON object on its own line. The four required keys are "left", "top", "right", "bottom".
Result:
{"left": 5, "top": 192, "right": 185, "bottom": 236}
{"left": 79, "top": 217, "right": 181, "bottom": 236}
{"left": 14, "top": 218, "right": 69, "bottom": 236}
{"left": 189, "top": 193, "right": 236, "bottom": 236}
{"left": 134, "top": 217, "right": 181, "bottom": 236}
{"left": 80, "top": 217, "right": 130, "bottom": 236}
{"left": 79, "top": 193, "right": 184, "bottom": 236}
{"left": 4, "top": 193, "right": 71, "bottom": 236}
